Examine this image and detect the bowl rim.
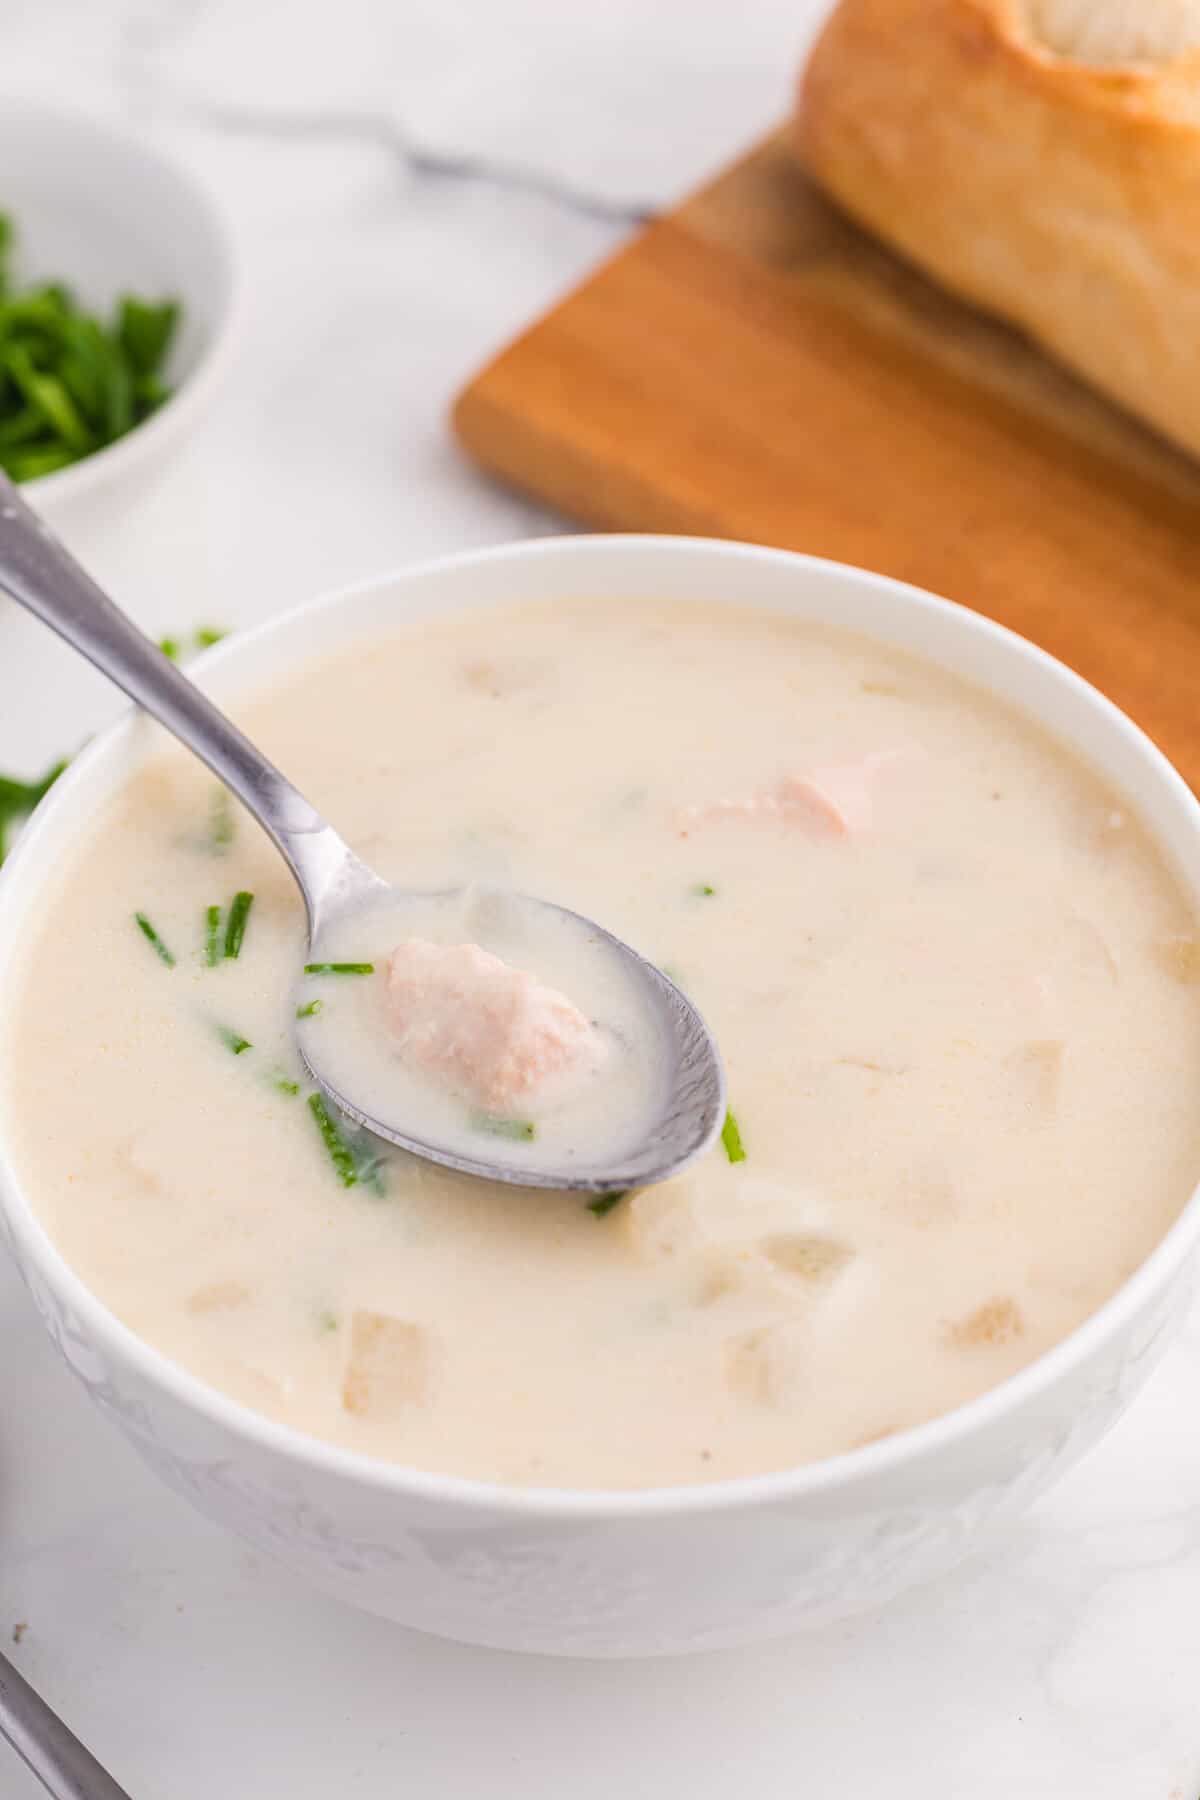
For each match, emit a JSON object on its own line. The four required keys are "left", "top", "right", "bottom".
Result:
{"left": 2, "top": 531, "right": 1198, "bottom": 1521}
{"left": 0, "top": 92, "right": 243, "bottom": 507}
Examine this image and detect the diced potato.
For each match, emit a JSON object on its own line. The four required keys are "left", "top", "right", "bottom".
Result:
{"left": 723, "top": 1321, "right": 810, "bottom": 1407}
{"left": 946, "top": 1296, "right": 1024, "bottom": 1349}
{"left": 1001, "top": 1040, "right": 1063, "bottom": 1125}
{"left": 621, "top": 1183, "right": 701, "bottom": 1261}
{"left": 1155, "top": 933, "right": 1200, "bottom": 986}
{"left": 692, "top": 1251, "right": 746, "bottom": 1305}
{"left": 461, "top": 656, "right": 546, "bottom": 698}
{"left": 342, "top": 1311, "right": 428, "bottom": 1418}
{"left": 890, "top": 1156, "right": 957, "bottom": 1229}
{"left": 115, "top": 1123, "right": 182, "bottom": 1196}
{"left": 760, "top": 1234, "right": 853, "bottom": 1282}
{"left": 186, "top": 1280, "right": 251, "bottom": 1314}
{"left": 627, "top": 1173, "right": 858, "bottom": 1311}
{"left": 1060, "top": 915, "right": 1119, "bottom": 984}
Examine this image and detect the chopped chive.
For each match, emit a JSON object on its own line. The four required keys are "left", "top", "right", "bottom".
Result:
{"left": 588, "top": 1190, "right": 627, "bottom": 1218}
{"left": 119, "top": 297, "right": 180, "bottom": 376}
{"left": 721, "top": 1108, "right": 746, "bottom": 1165}
{"left": 0, "top": 757, "right": 68, "bottom": 867}
{"left": 0, "top": 760, "right": 67, "bottom": 815}
{"left": 273, "top": 1072, "right": 300, "bottom": 1096}
{"left": 296, "top": 998, "right": 323, "bottom": 1019}
{"left": 302, "top": 962, "right": 374, "bottom": 976}
{"left": 470, "top": 1111, "right": 536, "bottom": 1142}
{"left": 204, "top": 903, "right": 222, "bottom": 967}
{"left": 216, "top": 1024, "right": 252, "bottom": 1055}
{"left": 210, "top": 788, "right": 234, "bottom": 853}
{"left": 0, "top": 218, "right": 177, "bottom": 485}
{"left": 134, "top": 911, "right": 175, "bottom": 967}
{"left": 317, "top": 1308, "right": 340, "bottom": 1334}
{"left": 223, "top": 890, "right": 254, "bottom": 959}
{"left": 692, "top": 883, "right": 716, "bottom": 897}
{"left": 160, "top": 625, "right": 229, "bottom": 661}
{"left": 307, "top": 1092, "right": 358, "bottom": 1188}
{"left": 351, "top": 1144, "right": 389, "bottom": 1198}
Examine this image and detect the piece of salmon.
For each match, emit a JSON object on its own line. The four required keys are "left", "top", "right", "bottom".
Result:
{"left": 678, "top": 748, "right": 915, "bottom": 837}
{"left": 385, "top": 938, "right": 603, "bottom": 1110}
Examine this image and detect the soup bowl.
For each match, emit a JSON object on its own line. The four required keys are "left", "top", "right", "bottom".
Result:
{"left": 0, "top": 95, "right": 240, "bottom": 518}
{"left": 0, "top": 535, "right": 1197, "bottom": 1659}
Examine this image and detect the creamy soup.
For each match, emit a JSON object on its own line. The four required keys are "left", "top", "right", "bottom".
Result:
{"left": 5, "top": 597, "right": 1200, "bottom": 1489}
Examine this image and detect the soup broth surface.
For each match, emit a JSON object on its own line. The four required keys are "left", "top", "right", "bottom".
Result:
{"left": 6, "top": 596, "right": 1200, "bottom": 1488}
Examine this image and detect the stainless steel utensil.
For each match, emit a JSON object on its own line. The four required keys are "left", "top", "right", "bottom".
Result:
{"left": 0, "top": 474, "right": 725, "bottom": 1191}
{"left": 0, "top": 1649, "right": 131, "bottom": 1799}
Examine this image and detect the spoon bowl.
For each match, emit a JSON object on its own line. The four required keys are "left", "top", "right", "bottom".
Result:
{"left": 0, "top": 476, "right": 725, "bottom": 1190}
{"left": 300, "top": 873, "right": 725, "bottom": 1191}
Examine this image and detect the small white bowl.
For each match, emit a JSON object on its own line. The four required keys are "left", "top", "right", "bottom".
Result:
{"left": 0, "top": 96, "right": 239, "bottom": 510}
{"left": 0, "top": 536, "right": 1198, "bottom": 1658}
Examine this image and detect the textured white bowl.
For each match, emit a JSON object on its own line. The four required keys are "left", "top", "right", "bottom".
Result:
{"left": 0, "top": 96, "right": 239, "bottom": 510}
{"left": 0, "top": 536, "right": 1198, "bottom": 1659}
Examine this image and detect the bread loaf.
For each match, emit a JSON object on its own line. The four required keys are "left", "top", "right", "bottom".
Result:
{"left": 797, "top": 0, "right": 1200, "bottom": 461}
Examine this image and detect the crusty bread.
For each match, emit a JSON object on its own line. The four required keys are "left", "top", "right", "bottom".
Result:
{"left": 797, "top": 0, "right": 1200, "bottom": 462}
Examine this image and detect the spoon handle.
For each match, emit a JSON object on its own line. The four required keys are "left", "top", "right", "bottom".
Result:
{"left": 0, "top": 474, "right": 346, "bottom": 921}
{"left": 0, "top": 1650, "right": 132, "bottom": 1800}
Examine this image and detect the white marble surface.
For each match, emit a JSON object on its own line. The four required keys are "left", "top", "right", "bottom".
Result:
{"left": 0, "top": 2, "right": 1197, "bottom": 1793}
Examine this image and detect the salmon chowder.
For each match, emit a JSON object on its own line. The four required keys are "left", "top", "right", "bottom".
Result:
{"left": 5, "top": 595, "right": 1200, "bottom": 1489}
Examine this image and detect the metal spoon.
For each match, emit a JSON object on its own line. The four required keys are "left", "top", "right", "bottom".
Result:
{"left": 0, "top": 1647, "right": 131, "bottom": 1798}
{"left": 0, "top": 475, "right": 725, "bottom": 1191}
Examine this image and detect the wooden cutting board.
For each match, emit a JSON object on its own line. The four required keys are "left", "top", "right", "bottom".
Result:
{"left": 454, "top": 128, "right": 1200, "bottom": 788}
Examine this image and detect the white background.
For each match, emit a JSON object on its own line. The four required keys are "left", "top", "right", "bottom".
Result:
{"left": 0, "top": 2, "right": 1198, "bottom": 1794}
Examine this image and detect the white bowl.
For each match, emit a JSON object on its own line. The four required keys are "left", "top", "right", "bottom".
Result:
{"left": 0, "top": 96, "right": 239, "bottom": 511}
{"left": 0, "top": 536, "right": 1197, "bottom": 1659}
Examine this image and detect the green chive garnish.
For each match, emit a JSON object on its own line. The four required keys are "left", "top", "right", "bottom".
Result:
{"left": 0, "top": 757, "right": 68, "bottom": 867}
{"left": 588, "top": 1190, "right": 627, "bottom": 1218}
{"left": 317, "top": 1309, "right": 340, "bottom": 1333}
{"left": 353, "top": 1147, "right": 388, "bottom": 1198}
{"left": 135, "top": 912, "right": 175, "bottom": 967}
{"left": 693, "top": 883, "right": 716, "bottom": 897}
{"left": 721, "top": 1109, "right": 746, "bottom": 1164}
{"left": 471, "top": 1112, "right": 536, "bottom": 1142}
{"left": 307, "top": 1092, "right": 358, "bottom": 1188}
{"left": 159, "top": 626, "right": 229, "bottom": 662}
{"left": 273, "top": 1073, "right": 300, "bottom": 1096}
{"left": 0, "top": 218, "right": 178, "bottom": 485}
{"left": 216, "top": 1024, "right": 252, "bottom": 1055}
{"left": 210, "top": 789, "right": 234, "bottom": 852}
{"left": 204, "top": 904, "right": 222, "bottom": 967}
{"left": 302, "top": 962, "right": 374, "bottom": 976}
{"left": 296, "top": 998, "right": 323, "bottom": 1019}
{"left": 224, "top": 890, "right": 254, "bottom": 959}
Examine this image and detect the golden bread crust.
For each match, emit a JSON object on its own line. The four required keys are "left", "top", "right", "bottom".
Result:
{"left": 797, "top": 0, "right": 1200, "bottom": 458}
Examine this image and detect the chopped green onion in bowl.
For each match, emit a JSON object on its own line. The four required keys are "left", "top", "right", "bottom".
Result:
{"left": 0, "top": 214, "right": 181, "bottom": 482}
{"left": 0, "top": 758, "right": 66, "bottom": 865}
